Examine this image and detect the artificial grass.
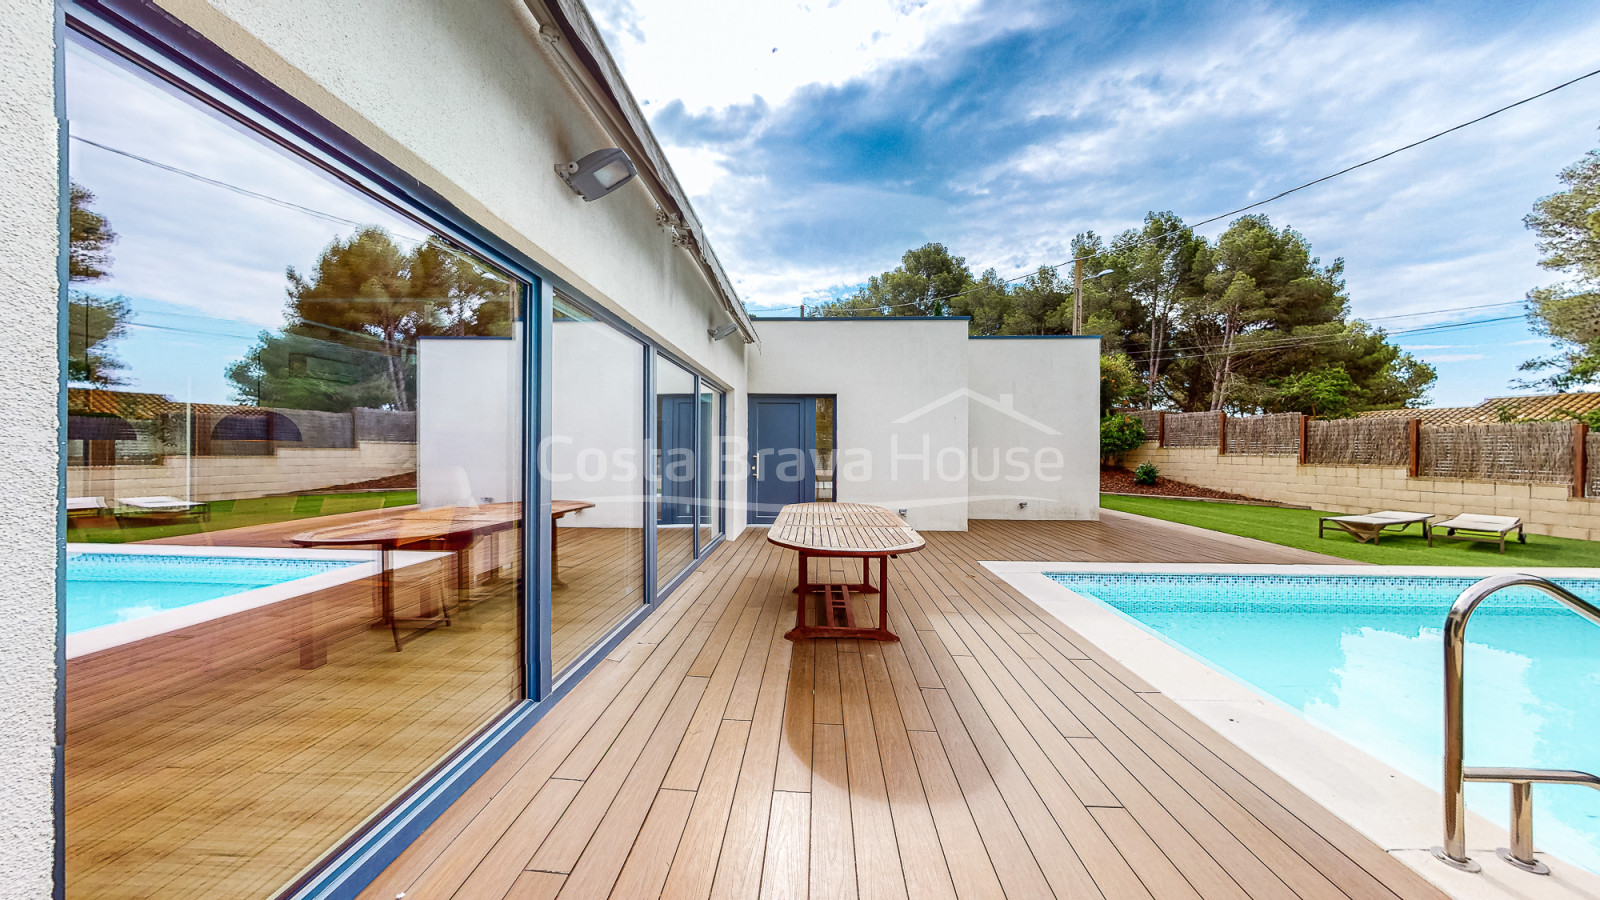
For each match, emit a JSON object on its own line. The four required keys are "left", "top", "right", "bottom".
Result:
{"left": 68, "top": 489, "right": 418, "bottom": 544}
{"left": 1100, "top": 493, "right": 1600, "bottom": 568}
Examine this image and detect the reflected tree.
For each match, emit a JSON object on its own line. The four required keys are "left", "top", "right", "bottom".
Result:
{"left": 67, "top": 184, "right": 132, "bottom": 388}
{"left": 230, "top": 227, "right": 514, "bottom": 410}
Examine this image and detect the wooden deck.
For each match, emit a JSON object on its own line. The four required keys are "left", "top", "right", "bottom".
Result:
{"left": 357, "top": 514, "right": 1445, "bottom": 900}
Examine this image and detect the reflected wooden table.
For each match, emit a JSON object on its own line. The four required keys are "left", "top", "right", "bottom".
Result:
{"left": 765, "top": 502, "right": 925, "bottom": 642}
{"left": 551, "top": 499, "right": 595, "bottom": 586}
{"left": 292, "top": 503, "right": 523, "bottom": 651}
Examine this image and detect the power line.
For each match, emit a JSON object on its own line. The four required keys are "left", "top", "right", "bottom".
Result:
{"left": 69, "top": 135, "right": 493, "bottom": 271}
{"left": 778, "top": 63, "right": 1600, "bottom": 317}
{"left": 1114, "top": 314, "right": 1526, "bottom": 364}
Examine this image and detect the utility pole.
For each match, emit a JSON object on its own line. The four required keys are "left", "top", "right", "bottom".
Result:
{"left": 1072, "top": 256, "right": 1084, "bottom": 335}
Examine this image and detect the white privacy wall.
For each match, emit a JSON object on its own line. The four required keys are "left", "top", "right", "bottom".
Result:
{"left": 550, "top": 319, "right": 645, "bottom": 529}
{"left": 966, "top": 337, "right": 1100, "bottom": 520}
{"left": 746, "top": 320, "right": 970, "bottom": 531}
{"left": 417, "top": 335, "right": 523, "bottom": 508}
{"left": 0, "top": 0, "right": 62, "bottom": 893}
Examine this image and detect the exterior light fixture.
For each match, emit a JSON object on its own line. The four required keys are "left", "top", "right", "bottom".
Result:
{"left": 707, "top": 322, "right": 740, "bottom": 341}
{"left": 1071, "top": 265, "right": 1115, "bottom": 335}
{"left": 556, "top": 148, "right": 637, "bottom": 201}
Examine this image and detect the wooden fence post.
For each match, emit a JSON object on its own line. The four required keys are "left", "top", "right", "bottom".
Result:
{"left": 1298, "top": 414, "right": 1310, "bottom": 465}
{"left": 1157, "top": 411, "right": 1166, "bottom": 448}
{"left": 1407, "top": 418, "right": 1422, "bottom": 478}
{"left": 1574, "top": 422, "right": 1589, "bottom": 499}
{"left": 1218, "top": 411, "right": 1228, "bottom": 456}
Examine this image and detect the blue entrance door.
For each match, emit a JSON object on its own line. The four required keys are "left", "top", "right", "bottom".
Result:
{"left": 748, "top": 396, "right": 814, "bottom": 525}
{"left": 658, "top": 394, "right": 697, "bottom": 525}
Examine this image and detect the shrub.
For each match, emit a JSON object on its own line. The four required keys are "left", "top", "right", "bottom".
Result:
{"left": 1099, "top": 413, "right": 1146, "bottom": 464}
{"left": 1099, "top": 352, "right": 1143, "bottom": 415}
{"left": 1133, "top": 461, "right": 1159, "bottom": 485}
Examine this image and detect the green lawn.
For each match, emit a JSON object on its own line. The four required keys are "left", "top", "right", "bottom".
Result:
{"left": 1100, "top": 493, "right": 1600, "bottom": 567}
{"left": 68, "top": 489, "right": 418, "bottom": 543}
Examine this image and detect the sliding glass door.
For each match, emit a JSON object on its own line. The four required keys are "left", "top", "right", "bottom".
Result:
{"left": 549, "top": 296, "right": 647, "bottom": 675}
{"left": 62, "top": 32, "right": 525, "bottom": 899}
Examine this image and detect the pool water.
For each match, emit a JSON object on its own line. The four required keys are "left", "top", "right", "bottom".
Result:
{"left": 67, "top": 553, "right": 359, "bottom": 634}
{"left": 1048, "top": 573, "right": 1600, "bottom": 873}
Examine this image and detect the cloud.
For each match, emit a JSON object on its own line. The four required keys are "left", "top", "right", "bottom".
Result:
{"left": 597, "top": 0, "right": 1600, "bottom": 402}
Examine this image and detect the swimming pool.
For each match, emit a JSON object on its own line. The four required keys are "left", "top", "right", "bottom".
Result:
{"left": 62, "top": 545, "right": 414, "bottom": 659}
{"left": 1046, "top": 571, "right": 1600, "bottom": 875}
{"left": 67, "top": 552, "right": 361, "bottom": 633}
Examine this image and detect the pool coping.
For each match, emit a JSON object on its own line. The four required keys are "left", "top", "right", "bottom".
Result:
{"left": 66, "top": 543, "right": 450, "bottom": 659}
{"left": 986, "top": 560, "right": 1600, "bottom": 900}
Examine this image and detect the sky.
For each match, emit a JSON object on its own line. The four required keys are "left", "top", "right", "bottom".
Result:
{"left": 66, "top": 39, "right": 425, "bottom": 404}
{"left": 587, "top": 0, "right": 1600, "bottom": 406}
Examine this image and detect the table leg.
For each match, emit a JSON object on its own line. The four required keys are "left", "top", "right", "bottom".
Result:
{"left": 876, "top": 556, "right": 897, "bottom": 642}
{"left": 552, "top": 517, "right": 566, "bottom": 587}
{"left": 785, "top": 551, "right": 810, "bottom": 640}
{"left": 383, "top": 547, "right": 402, "bottom": 652}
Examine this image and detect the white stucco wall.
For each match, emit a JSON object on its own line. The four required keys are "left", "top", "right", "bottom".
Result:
{"left": 966, "top": 337, "right": 1100, "bottom": 520}
{"left": 0, "top": 0, "right": 62, "bottom": 894}
{"left": 745, "top": 320, "right": 971, "bottom": 531}
{"left": 159, "top": 0, "right": 748, "bottom": 524}
{"left": 416, "top": 335, "right": 523, "bottom": 507}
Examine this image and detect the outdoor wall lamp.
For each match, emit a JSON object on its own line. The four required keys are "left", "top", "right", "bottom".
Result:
{"left": 1071, "top": 266, "right": 1115, "bottom": 335}
{"left": 707, "top": 322, "right": 740, "bottom": 341}
{"left": 556, "top": 148, "right": 637, "bottom": 201}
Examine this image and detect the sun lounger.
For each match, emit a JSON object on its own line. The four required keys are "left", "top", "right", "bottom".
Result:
{"left": 1318, "top": 510, "right": 1433, "bottom": 544}
{"left": 1429, "top": 514, "right": 1525, "bottom": 553}
{"left": 119, "top": 496, "right": 205, "bottom": 511}
{"left": 66, "top": 497, "right": 118, "bottom": 529}
{"left": 116, "top": 496, "right": 209, "bottom": 524}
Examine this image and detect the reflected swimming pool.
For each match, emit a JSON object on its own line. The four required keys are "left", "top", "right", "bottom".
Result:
{"left": 1048, "top": 572, "right": 1600, "bottom": 873}
{"left": 67, "top": 552, "right": 359, "bottom": 634}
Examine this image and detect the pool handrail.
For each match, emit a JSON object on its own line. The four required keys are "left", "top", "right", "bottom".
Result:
{"left": 1433, "top": 572, "right": 1600, "bottom": 875}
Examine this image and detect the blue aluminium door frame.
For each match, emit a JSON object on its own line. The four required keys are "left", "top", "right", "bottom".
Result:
{"left": 747, "top": 395, "right": 816, "bottom": 525}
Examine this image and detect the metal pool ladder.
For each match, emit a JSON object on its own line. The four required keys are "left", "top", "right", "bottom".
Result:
{"left": 1432, "top": 573, "right": 1600, "bottom": 875}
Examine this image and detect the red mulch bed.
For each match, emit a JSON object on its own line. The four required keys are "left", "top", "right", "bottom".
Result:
{"left": 318, "top": 472, "right": 418, "bottom": 492}
{"left": 1100, "top": 465, "right": 1258, "bottom": 502}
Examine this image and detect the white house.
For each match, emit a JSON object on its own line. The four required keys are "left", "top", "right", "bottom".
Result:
{"left": 0, "top": 1, "right": 1099, "bottom": 896}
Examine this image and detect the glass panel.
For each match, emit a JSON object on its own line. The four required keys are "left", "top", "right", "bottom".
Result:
{"left": 655, "top": 357, "right": 696, "bottom": 587}
{"left": 815, "top": 396, "right": 836, "bottom": 502}
{"left": 550, "top": 295, "right": 645, "bottom": 674}
{"left": 696, "top": 382, "right": 720, "bottom": 551}
{"left": 63, "top": 37, "right": 523, "bottom": 900}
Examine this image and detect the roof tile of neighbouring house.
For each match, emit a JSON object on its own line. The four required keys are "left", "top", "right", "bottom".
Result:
{"left": 1359, "top": 391, "right": 1600, "bottom": 425}
{"left": 67, "top": 388, "right": 253, "bottom": 420}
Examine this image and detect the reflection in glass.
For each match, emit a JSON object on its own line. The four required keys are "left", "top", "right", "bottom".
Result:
{"left": 697, "top": 383, "right": 721, "bottom": 551}
{"left": 815, "top": 396, "right": 836, "bottom": 501}
{"left": 63, "top": 36, "right": 522, "bottom": 900}
{"left": 655, "top": 357, "right": 697, "bottom": 587}
{"left": 550, "top": 296, "right": 645, "bottom": 674}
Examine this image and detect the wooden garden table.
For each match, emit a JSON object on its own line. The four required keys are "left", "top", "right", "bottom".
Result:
{"left": 291, "top": 502, "right": 527, "bottom": 651}
{"left": 765, "top": 502, "right": 925, "bottom": 642}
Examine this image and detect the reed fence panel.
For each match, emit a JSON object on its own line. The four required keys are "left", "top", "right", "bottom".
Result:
{"left": 1223, "top": 413, "right": 1301, "bottom": 456}
{"left": 1121, "top": 410, "right": 1162, "bottom": 441}
{"left": 1420, "top": 422, "right": 1574, "bottom": 484}
{"left": 1163, "top": 411, "right": 1221, "bottom": 448}
{"left": 1305, "top": 417, "right": 1411, "bottom": 467}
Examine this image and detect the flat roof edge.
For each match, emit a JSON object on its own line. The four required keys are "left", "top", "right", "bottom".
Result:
{"left": 748, "top": 316, "right": 973, "bottom": 322}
